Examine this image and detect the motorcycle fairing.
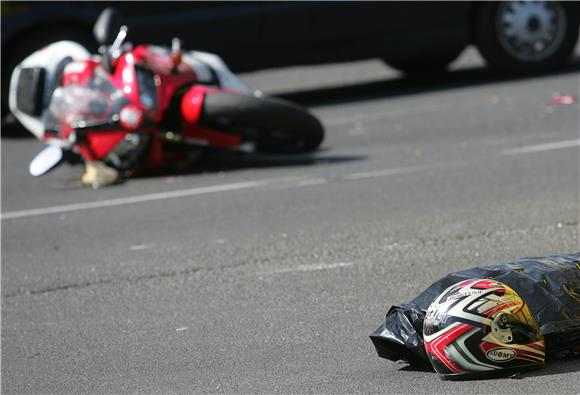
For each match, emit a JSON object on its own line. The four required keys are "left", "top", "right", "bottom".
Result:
{"left": 9, "top": 41, "right": 91, "bottom": 144}
{"left": 139, "top": 45, "right": 252, "bottom": 94}
{"left": 182, "top": 50, "right": 252, "bottom": 94}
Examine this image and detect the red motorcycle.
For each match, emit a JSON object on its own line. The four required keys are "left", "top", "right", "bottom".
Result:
{"left": 9, "top": 8, "right": 324, "bottom": 186}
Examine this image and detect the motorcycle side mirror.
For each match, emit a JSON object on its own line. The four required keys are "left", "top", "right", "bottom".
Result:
{"left": 29, "top": 146, "right": 63, "bottom": 176}
{"left": 93, "top": 7, "right": 123, "bottom": 46}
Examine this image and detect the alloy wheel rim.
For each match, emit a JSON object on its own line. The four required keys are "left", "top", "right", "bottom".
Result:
{"left": 496, "top": 1, "right": 566, "bottom": 62}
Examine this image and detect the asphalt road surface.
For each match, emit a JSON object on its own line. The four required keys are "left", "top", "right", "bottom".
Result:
{"left": 2, "top": 47, "right": 580, "bottom": 393}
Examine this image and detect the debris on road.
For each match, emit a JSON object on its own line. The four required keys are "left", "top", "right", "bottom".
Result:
{"left": 176, "top": 326, "right": 188, "bottom": 333}
{"left": 129, "top": 244, "right": 153, "bottom": 251}
{"left": 348, "top": 121, "right": 368, "bottom": 136}
{"left": 550, "top": 95, "right": 577, "bottom": 105}
{"left": 371, "top": 252, "right": 580, "bottom": 380}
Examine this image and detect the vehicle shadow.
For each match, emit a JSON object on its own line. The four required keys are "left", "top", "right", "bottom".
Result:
{"left": 3, "top": 57, "right": 579, "bottom": 139}
{"left": 131, "top": 149, "right": 366, "bottom": 180}
{"left": 275, "top": 57, "right": 580, "bottom": 108}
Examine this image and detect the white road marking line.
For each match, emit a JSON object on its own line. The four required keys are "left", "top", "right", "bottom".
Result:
{"left": 1, "top": 181, "right": 265, "bottom": 220}
{"left": 129, "top": 244, "right": 154, "bottom": 251}
{"left": 259, "top": 262, "right": 355, "bottom": 275}
{"left": 343, "top": 165, "right": 429, "bottom": 180}
{"left": 6, "top": 136, "right": 575, "bottom": 221}
{"left": 261, "top": 175, "right": 326, "bottom": 191}
{"left": 0, "top": 164, "right": 442, "bottom": 220}
{"left": 502, "top": 139, "right": 580, "bottom": 155}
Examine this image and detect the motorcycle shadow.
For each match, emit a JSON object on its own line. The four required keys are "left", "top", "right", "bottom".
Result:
{"left": 131, "top": 149, "right": 367, "bottom": 180}
{"left": 396, "top": 355, "right": 580, "bottom": 380}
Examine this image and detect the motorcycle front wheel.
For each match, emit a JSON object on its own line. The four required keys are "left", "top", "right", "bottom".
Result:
{"left": 200, "top": 92, "right": 324, "bottom": 154}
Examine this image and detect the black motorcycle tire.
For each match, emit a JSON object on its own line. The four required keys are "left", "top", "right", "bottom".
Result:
{"left": 200, "top": 92, "right": 324, "bottom": 154}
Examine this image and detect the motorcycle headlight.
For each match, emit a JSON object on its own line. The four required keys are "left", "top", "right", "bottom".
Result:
{"left": 119, "top": 105, "right": 143, "bottom": 131}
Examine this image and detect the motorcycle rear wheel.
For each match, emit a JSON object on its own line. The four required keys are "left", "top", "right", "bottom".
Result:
{"left": 200, "top": 92, "right": 324, "bottom": 153}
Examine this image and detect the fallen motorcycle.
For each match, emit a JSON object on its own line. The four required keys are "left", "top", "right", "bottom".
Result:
{"left": 9, "top": 8, "right": 324, "bottom": 187}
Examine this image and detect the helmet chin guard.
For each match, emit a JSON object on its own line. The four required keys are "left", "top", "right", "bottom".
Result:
{"left": 423, "top": 279, "right": 545, "bottom": 380}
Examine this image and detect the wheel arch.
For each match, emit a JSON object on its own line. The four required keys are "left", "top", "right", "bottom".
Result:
{"left": 467, "top": 1, "right": 484, "bottom": 44}
{"left": 467, "top": 1, "right": 580, "bottom": 44}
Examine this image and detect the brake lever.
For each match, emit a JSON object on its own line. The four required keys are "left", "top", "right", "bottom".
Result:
{"left": 110, "top": 26, "right": 128, "bottom": 60}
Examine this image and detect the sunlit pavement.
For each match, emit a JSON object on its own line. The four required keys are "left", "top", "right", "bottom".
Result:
{"left": 2, "top": 47, "right": 579, "bottom": 393}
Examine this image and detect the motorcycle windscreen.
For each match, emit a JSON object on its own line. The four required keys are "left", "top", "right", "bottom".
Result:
{"left": 45, "top": 73, "right": 128, "bottom": 133}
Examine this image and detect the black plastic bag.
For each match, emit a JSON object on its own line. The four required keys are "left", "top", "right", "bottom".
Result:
{"left": 370, "top": 253, "right": 580, "bottom": 367}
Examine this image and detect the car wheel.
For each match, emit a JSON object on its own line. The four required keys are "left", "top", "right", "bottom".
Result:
{"left": 475, "top": 1, "right": 579, "bottom": 73}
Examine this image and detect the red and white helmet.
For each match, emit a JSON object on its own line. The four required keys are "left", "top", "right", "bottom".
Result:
{"left": 423, "top": 278, "right": 545, "bottom": 380}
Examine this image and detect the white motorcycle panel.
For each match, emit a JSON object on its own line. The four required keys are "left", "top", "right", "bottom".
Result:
{"left": 9, "top": 41, "right": 91, "bottom": 141}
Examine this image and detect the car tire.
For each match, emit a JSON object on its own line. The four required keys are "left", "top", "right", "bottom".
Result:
{"left": 474, "top": 1, "right": 579, "bottom": 73}
{"left": 200, "top": 92, "right": 324, "bottom": 154}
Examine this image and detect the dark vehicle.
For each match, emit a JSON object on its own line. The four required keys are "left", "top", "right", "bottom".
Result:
{"left": 2, "top": 1, "right": 579, "bottom": 117}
